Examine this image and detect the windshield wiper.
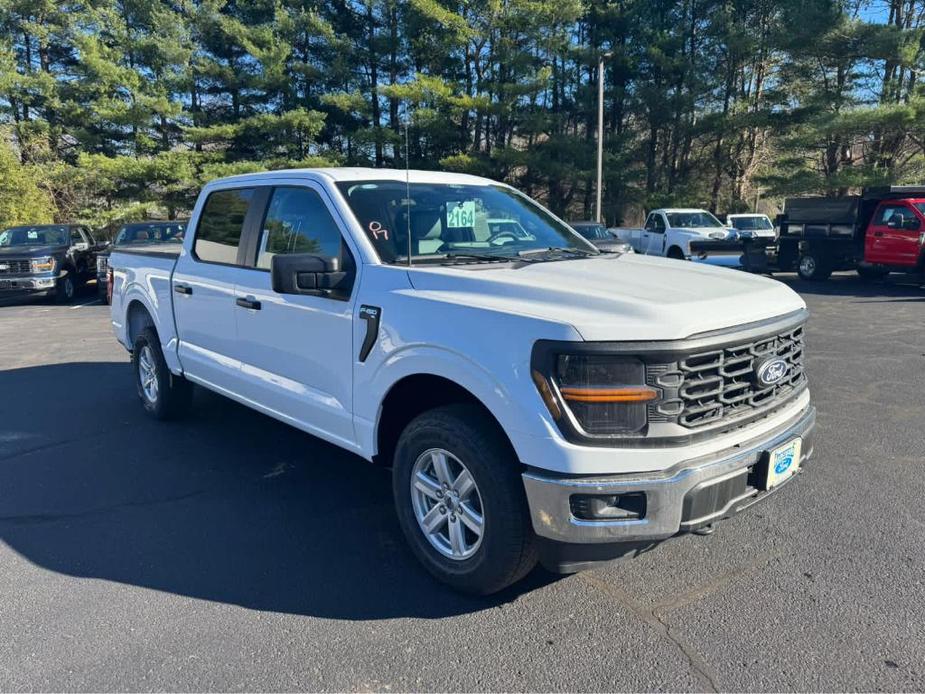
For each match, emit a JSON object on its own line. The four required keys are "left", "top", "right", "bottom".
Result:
{"left": 518, "top": 246, "right": 598, "bottom": 258}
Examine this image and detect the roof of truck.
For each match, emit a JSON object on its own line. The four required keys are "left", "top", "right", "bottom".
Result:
{"left": 209, "top": 167, "right": 498, "bottom": 187}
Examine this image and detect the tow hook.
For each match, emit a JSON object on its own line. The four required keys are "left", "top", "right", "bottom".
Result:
{"left": 693, "top": 524, "right": 715, "bottom": 536}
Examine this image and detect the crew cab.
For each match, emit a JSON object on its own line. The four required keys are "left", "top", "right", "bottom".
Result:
{"left": 97, "top": 220, "right": 186, "bottom": 302}
{"left": 0, "top": 223, "right": 104, "bottom": 302}
{"left": 614, "top": 208, "right": 732, "bottom": 259}
{"left": 109, "top": 169, "right": 816, "bottom": 594}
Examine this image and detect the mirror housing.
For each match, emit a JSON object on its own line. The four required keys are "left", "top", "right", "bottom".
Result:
{"left": 271, "top": 253, "right": 345, "bottom": 296}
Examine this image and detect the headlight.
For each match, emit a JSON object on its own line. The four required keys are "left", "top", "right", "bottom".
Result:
{"left": 30, "top": 256, "right": 55, "bottom": 273}
{"left": 708, "top": 231, "right": 727, "bottom": 240}
{"left": 532, "top": 349, "right": 658, "bottom": 436}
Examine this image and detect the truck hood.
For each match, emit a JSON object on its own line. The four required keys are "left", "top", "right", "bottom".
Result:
{"left": 0, "top": 244, "right": 68, "bottom": 258}
{"left": 406, "top": 253, "right": 805, "bottom": 341}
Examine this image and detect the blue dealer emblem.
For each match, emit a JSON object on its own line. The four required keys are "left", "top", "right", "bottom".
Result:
{"left": 774, "top": 452, "right": 794, "bottom": 475}
{"left": 755, "top": 357, "right": 789, "bottom": 387}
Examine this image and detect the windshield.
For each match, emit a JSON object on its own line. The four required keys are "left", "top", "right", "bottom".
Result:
{"left": 571, "top": 223, "right": 611, "bottom": 240}
{"left": 730, "top": 216, "right": 773, "bottom": 231}
{"left": 666, "top": 211, "right": 724, "bottom": 228}
{"left": 115, "top": 222, "right": 185, "bottom": 246}
{"left": 0, "top": 225, "right": 70, "bottom": 247}
{"left": 336, "top": 181, "right": 596, "bottom": 263}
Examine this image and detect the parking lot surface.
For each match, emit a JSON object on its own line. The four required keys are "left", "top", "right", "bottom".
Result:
{"left": 1, "top": 276, "right": 924, "bottom": 692}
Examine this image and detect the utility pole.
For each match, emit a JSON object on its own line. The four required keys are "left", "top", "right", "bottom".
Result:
{"left": 596, "top": 52, "right": 612, "bottom": 224}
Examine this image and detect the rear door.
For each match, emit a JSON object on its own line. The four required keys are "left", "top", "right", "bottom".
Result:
{"left": 865, "top": 202, "right": 923, "bottom": 267}
{"left": 173, "top": 186, "right": 264, "bottom": 392}
{"left": 230, "top": 181, "right": 360, "bottom": 449}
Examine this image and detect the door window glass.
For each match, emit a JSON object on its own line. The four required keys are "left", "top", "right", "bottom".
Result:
{"left": 194, "top": 188, "right": 255, "bottom": 264}
{"left": 876, "top": 205, "right": 914, "bottom": 225}
{"left": 257, "top": 187, "right": 345, "bottom": 269}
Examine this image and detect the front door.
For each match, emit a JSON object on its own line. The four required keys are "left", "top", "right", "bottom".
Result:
{"left": 866, "top": 203, "right": 923, "bottom": 267}
{"left": 173, "top": 186, "right": 259, "bottom": 393}
{"left": 232, "top": 183, "right": 359, "bottom": 450}
{"left": 643, "top": 213, "right": 666, "bottom": 255}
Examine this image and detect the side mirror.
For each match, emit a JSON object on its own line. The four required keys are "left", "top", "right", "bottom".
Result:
{"left": 271, "top": 253, "right": 345, "bottom": 296}
{"left": 904, "top": 217, "right": 921, "bottom": 231}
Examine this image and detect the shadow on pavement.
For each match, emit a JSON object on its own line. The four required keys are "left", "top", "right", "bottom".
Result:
{"left": 774, "top": 273, "right": 925, "bottom": 301}
{"left": 0, "top": 361, "right": 557, "bottom": 620}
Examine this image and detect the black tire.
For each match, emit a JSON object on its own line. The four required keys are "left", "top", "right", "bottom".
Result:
{"left": 667, "top": 246, "right": 686, "bottom": 260}
{"left": 54, "top": 273, "right": 76, "bottom": 304}
{"left": 857, "top": 265, "right": 888, "bottom": 281}
{"left": 132, "top": 327, "right": 193, "bottom": 420}
{"left": 392, "top": 403, "right": 537, "bottom": 594}
{"left": 797, "top": 253, "right": 831, "bottom": 281}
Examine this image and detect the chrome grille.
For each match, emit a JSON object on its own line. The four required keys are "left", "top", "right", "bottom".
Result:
{"left": 650, "top": 324, "right": 806, "bottom": 429}
{"left": 0, "top": 259, "right": 31, "bottom": 275}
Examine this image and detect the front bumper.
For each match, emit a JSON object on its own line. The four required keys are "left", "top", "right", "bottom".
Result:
{"left": 523, "top": 405, "right": 815, "bottom": 550}
{"left": 0, "top": 273, "right": 62, "bottom": 293}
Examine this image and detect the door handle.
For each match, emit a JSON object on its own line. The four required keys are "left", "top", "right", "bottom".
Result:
{"left": 174, "top": 284, "right": 193, "bottom": 295}
{"left": 873, "top": 231, "right": 884, "bottom": 237}
{"left": 235, "top": 296, "right": 261, "bottom": 310}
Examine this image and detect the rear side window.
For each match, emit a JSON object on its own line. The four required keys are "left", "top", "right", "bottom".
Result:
{"left": 256, "top": 187, "right": 345, "bottom": 269}
{"left": 194, "top": 188, "right": 255, "bottom": 264}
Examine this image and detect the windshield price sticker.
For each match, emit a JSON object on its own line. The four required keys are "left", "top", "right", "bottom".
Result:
{"left": 446, "top": 201, "right": 476, "bottom": 228}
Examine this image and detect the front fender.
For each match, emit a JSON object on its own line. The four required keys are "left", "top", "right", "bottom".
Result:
{"left": 353, "top": 342, "right": 561, "bottom": 463}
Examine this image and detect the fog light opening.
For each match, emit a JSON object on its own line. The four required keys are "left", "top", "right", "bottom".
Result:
{"left": 570, "top": 492, "right": 646, "bottom": 521}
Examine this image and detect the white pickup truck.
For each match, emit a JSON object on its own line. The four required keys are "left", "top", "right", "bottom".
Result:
{"left": 108, "top": 168, "right": 815, "bottom": 594}
{"left": 615, "top": 208, "right": 733, "bottom": 259}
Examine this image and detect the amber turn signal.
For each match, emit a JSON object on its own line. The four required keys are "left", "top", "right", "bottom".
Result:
{"left": 559, "top": 386, "right": 658, "bottom": 403}
{"left": 531, "top": 370, "right": 562, "bottom": 419}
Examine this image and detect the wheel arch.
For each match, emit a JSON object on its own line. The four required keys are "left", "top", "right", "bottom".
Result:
{"left": 126, "top": 299, "right": 157, "bottom": 345}
{"left": 374, "top": 373, "right": 518, "bottom": 468}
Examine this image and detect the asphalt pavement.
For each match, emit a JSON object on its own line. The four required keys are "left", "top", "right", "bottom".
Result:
{"left": 1, "top": 276, "right": 924, "bottom": 692}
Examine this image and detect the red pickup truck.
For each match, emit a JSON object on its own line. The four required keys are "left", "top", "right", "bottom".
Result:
{"left": 690, "top": 186, "right": 925, "bottom": 282}
{"left": 782, "top": 186, "right": 925, "bottom": 281}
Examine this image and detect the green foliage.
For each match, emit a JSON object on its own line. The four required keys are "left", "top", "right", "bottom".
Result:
{"left": 1, "top": 0, "right": 924, "bottom": 227}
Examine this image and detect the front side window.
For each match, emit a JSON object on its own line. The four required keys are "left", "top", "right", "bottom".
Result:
{"left": 257, "top": 187, "right": 345, "bottom": 269}
{"left": 666, "top": 211, "right": 724, "bottom": 228}
{"left": 877, "top": 205, "right": 914, "bottom": 225}
{"left": 914, "top": 203, "right": 925, "bottom": 216}
{"left": 336, "top": 181, "right": 595, "bottom": 264}
{"left": 194, "top": 188, "right": 255, "bottom": 264}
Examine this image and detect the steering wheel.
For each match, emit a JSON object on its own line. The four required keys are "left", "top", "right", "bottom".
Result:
{"left": 487, "top": 231, "right": 520, "bottom": 246}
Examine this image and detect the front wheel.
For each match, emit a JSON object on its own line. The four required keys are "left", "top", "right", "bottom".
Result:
{"left": 392, "top": 404, "right": 537, "bottom": 594}
{"left": 797, "top": 253, "right": 831, "bottom": 281}
{"left": 132, "top": 327, "right": 193, "bottom": 420}
{"left": 54, "top": 274, "right": 76, "bottom": 304}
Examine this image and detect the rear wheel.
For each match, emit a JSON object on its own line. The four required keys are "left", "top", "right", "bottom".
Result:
{"left": 132, "top": 327, "right": 193, "bottom": 420}
{"left": 857, "top": 265, "right": 888, "bottom": 281}
{"left": 392, "top": 404, "right": 537, "bottom": 594}
{"left": 797, "top": 253, "right": 831, "bottom": 281}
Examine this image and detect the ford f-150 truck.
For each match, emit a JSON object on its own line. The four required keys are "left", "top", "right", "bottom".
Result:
{"left": 0, "top": 223, "right": 105, "bottom": 302}
{"left": 108, "top": 168, "right": 816, "bottom": 594}
{"left": 613, "top": 208, "right": 733, "bottom": 259}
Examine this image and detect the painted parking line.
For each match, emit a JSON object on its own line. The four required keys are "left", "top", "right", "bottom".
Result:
{"left": 69, "top": 298, "right": 102, "bottom": 310}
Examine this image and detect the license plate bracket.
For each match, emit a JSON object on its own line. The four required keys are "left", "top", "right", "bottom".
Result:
{"left": 761, "top": 437, "right": 802, "bottom": 490}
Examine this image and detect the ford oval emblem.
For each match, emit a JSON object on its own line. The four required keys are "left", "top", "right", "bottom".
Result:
{"left": 774, "top": 454, "right": 793, "bottom": 475}
{"left": 755, "top": 357, "right": 789, "bottom": 387}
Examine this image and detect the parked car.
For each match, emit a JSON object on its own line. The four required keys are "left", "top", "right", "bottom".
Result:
{"left": 726, "top": 213, "right": 777, "bottom": 239}
{"left": 694, "top": 187, "right": 925, "bottom": 280}
{"left": 779, "top": 188, "right": 925, "bottom": 281}
{"left": 109, "top": 168, "right": 815, "bottom": 594}
{"left": 0, "top": 223, "right": 105, "bottom": 302}
{"left": 613, "top": 208, "right": 732, "bottom": 259}
{"left": 97, "top": 220, "right": 186, "bottom": 302}
{"left": 568, "top": 221, "right": 633, "bottom": 253}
